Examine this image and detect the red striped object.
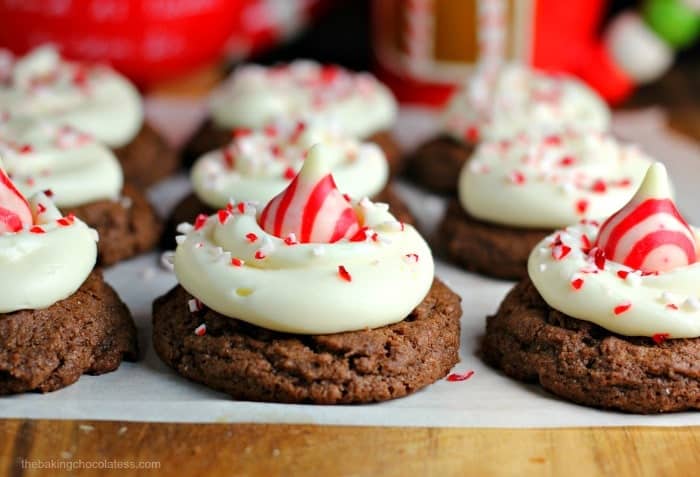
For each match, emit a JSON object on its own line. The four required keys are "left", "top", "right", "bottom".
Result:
{"left": 595, "top": 164, "right": 696, "bottom": 274}
{"left": 0, "top": 167, "right": 32, "bottom": 234}
{"left": 259, "top": 145, "right": 359, "bottom": 243}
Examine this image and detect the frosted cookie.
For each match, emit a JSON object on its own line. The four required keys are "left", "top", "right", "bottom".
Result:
{"left": 0, "top": 46, "right": 176, "bottom": 187}
{"left": 484, "top": 163, "right": 700, "bottom": 413}
{"left": 165, "top": 120, "right": 413, "bottom": 248}
{"left": 1, "top": 117, "right": 161, "bottom": 265}
{"left": 153, "top": 145, "right": 461, "bottom": 403}
{"left": 183, "top": 61, "right": 402, "bottom": 174}
{"left": 0, "top": 163, "right": 136, "bottom": 394}
{"left": 407, "top": 64, "right": 611, "bottom": 193}
{"left": 437, "top": 130, "right": 653, "bottom": 279}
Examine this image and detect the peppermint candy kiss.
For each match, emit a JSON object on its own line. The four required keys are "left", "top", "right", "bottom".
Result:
{"left": 595, "top": 163, "right": 697, "bottom": 273}
{"left": 0, "top": 159, "right": 32, "bottom": 233}
{"left": 259, "top": 144, "right": 360, "bottom": 243}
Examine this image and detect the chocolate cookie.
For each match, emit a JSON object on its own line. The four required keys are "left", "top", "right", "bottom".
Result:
{"left": 483, "top": 279, "right": 700, "bottom": 413}
{"left": 152, "top": 278, "right": 461, "bottom": 404}
{"left": 161, "top": 185, "right": 415, "bottom": 249}
{"left": 67, "top": 183, "right": 162, "bottom": 266}
{"left": 436, "top": 199, "right": 550, "bottom": 280}
{"left": 0, "top": 271, "right": 138, "bottom": 395}
{"left": 113, "top": 123, "right": 178, "bottom": 188}
{"left": 406, "top": 135, "right": 474, "bottom": 194}
{"left": 181, "top": 120, "right": 404, "bottom": 176}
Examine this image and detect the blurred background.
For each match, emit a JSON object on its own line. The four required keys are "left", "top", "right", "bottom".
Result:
{"left": 0, "top": 0, "right": 697, "bottom": 118}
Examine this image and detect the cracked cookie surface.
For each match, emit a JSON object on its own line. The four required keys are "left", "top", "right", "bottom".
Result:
{"left": 483, "top": 279, "right": 700, "bottom": 413}
{"left": 152, "top": 278, "right": 461, "bottom": 404}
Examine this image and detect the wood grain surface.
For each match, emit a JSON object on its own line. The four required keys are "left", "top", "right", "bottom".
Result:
{"left": 2, "top": 56, "right": 700, "bottom": 477}
{"left": 2, "top": 420, "right": 700, "bottom": 477}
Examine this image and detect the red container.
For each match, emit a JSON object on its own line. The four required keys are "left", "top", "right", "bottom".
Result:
{"left": 0, "top": 0, "right": 244, "bottom": 86}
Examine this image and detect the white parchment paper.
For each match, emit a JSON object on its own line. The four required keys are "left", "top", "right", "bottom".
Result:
{"left": 1, "top": 102, "right": 699, "bottom": 427}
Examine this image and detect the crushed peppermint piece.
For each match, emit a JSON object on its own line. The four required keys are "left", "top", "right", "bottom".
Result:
{"left": 284, "top": 233, "right": 298, "bottom": 245}
{"left": 614, "top": 302, "right": 632, "bottom": 316}
{"left": 194, "top": 324, "right": 207, "bottom": 336}
{"left": 660, "top": 291, "right": 677, "bottom": 304}
{"left": 446, "top": 370, "right": 475, "bottom": 382}
{"left": 231, "top": 257, "right": 244, "bottom": 267}
{"left": 176, "top": 222, "right": 194, "bottom": 234}
{"left": 507, "top": 170, "right": 526, "bottom": 185}
{"left": 652, "top": 333, "right": 669, "bottom": 345}
{"left": 188, "top": 298, "right": 204, "bottom": 313}
{"left": 591, "top": 179, "right": 607, "bottom": 193}
{"left": 571, "top": 277, "right": 584, "bottom": 290}
{"left": 312, "top": 246, "right": 325, "bottom": 257}
{"left": 626, "top": 272, "right": 642, "bottom": 287}
{"left": 245, "top": 232, "right": 258, "bottom": 243}
{"left": 29, "top": 226, "right": 45, "bottom": 234}
{"left": 551, "top": 244, "right": 571, "bottom": 260}
{"left": 283, "top": 167, "right": 296, "bottom": 180}
{"left": 404, "top": 253, "right": 419, "bottom": 263}
{"left": 254, "top": 250, "right": 266, "bottom": 260}
{"left": 666, "top": 304, "right": 679, "bottom": 311}
{"left": 538, "top": 263, "right": 547, "bottom": 272}
{"left": 617, "top": 270, "right": 629, "bottom": 279}
{"left": 575, "top": 199, "right": 589, "bottom": 215}
{"left": 194, "top": 214, "right": 208, "bottom": 231}
{"left": 338, "top": 265, "right": 352, "bottom": 282}
{"left": 218, "top": 209, "right": 230, "bottom": 225}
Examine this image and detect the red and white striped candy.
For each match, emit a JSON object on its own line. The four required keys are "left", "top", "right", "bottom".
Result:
{"left": 258, "top": 145, "right": 359, "bottom": 243}
{"left": 0, "top": 165, "right": 32, "bottom": 234}
{"left": 595, "top": 163, "right": 696, "bottom": 273}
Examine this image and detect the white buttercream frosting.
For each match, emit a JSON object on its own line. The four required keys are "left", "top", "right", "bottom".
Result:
{"left": 0, "top": 116, "right": 123, "bottom": 208}
{"left": 0, "top": 191, "right": 98, "bottom": 313}
{"left": 209, "top": 61, "right": 398, "bottom": 139}
{"left": 174, "top": 200, "right": 433, "bottom": 335}
{"left": 191, "top": 120, "right": 389, "bottom": 208}
{"left": 528, "top": 221, "right": 700, "bottom": 339}
{"left": 443, "top": 64, "right": 610, "bottom": 143}
{"left": 458, "top": 131, "right": 653, "bottom": 228}
{"left": 0, "top": 46, "right": 143, "bottom": 147}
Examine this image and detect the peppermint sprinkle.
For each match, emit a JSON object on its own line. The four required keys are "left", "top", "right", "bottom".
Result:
{"left": 231, "top": 257, "right": 244, "bottom": 267}
{"left": 176, "top": 222, "right": 194, "bottom": 234}
{"left": 194, "top": 324, "right": 207, "bottom": 336}
{"left": 245, "top": 232, "right": 258, "bottom": 243}
{"left": 404, "top": 253, "right": 419, "bottom": 263}
{"left": 29, "top": 226, "right": 45, "bottom": 234}
{"left": 338, "top": 265, "right": 352, "bottom": 282}
{"left": 188, "top": 299, "right": 204, "bottom": 313}
{"left": 614, "top": 301, "right": 632, "bottom": 316}
{"left": 570, "top": 277, "right": 584, "bottom": 290}
{"left": 551, "top": 244, "right": 571, "bottom": 261}
{"left": 312, "top": 246, "right": 325, "bottom": 257}
{"left": 652, "top": 333, "right": 670, "bottom": 345}
{"left": 218, "top": 209, "right": 230, "bottom": 224}
{"left": 507, "top": 170, "right": 526, "bottom": 185}
{"left": 284, "top": 233, "right": 298, "bottom": 246}
{"left": 446, "top": 370, "right": 475, "bottom": 382}
{"left": 254, "top": 250, "right": 266, "bottom": 260}
{"left": 626, "top": 272, "right": 642, "bottom": 287}
{"left": 660, "top": 291, "right": 677, "bottom": 305}
{"left": 576, "top": 199, "right": 589, "bottom": 215}
{"left": 194, "top": 214, "right": 208, "bottom": 231}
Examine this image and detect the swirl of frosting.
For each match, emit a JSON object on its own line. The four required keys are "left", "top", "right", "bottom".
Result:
{"left": 458, "top": 131, "right": 653, "bottom": 228}
{"left": 0, "top": 163, "right": 97, "bottom": 313}
{"left": 0, "top": 116, "right": 123, "bottom": 208}
{"left": 174, "top": 145, "right": 433, "bottom": 334}
{"left": 191, "top": 120, "right": 389, "bottom": 208}
{"left": 528, "top": 163, "right": 700, "bottom": 339}
{"left": 209, "top": 61, "right": 398, "bottom": 139}
{"left": 0, "top": 46, "right": 143, "bottom": 148}
{"left": 443, "top": 64, "right": 610, "bottom": 143}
